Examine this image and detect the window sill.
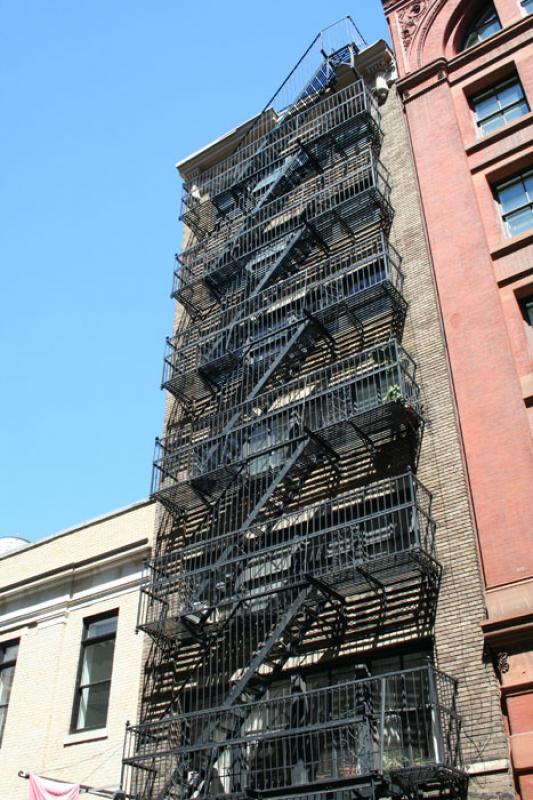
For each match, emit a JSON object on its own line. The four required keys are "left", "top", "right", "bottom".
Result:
{"left": 465, "top": 112, "right": 533, "bottom": 156}
{"left": 63, "top": 728, "right": 108, "bottom": 747}
{"left": 491, "top": 229, "right": 533, "bottom": 259}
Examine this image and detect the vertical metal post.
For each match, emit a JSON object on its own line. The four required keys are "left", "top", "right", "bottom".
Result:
{"left": 427, "top": 665, "right": 445, "bottom": 765}
{"left": 379, "top": 676, "right": 386, "bottom": 772}
{"left": 451, "top": 676, "right": 462, "bottom": 768}
{"left": 407, "top": 468, "right": 419, "bottom": 549}
{"left": 397, "top": 339, "right": 407, "bottom": 402}
{"left": 401, "top": 673, "right": 414, "bottom": 766}
{"left": 120, "top": 722, "right": 130, "bottom": 800}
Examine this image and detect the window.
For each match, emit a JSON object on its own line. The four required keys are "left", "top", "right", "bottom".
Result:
{"left": 72, "top": 613, "right": 117, "bottom": 732}
{"left": 522, "top": 0, "right": 533, "bottom": 14}
{"left": 462, "top": 4, "right": 501, "bottom": 49}
{"left": 497, "top": 171, "right": 533, "bottom": 236}
{"left": 472, "top": 77, "right": 529, "bottom": 135}
{"left": 520, "top": 295, "right": 533, "bottom": 325}
{"left": 0, "top": 640, "right": 19, "bottom": 745}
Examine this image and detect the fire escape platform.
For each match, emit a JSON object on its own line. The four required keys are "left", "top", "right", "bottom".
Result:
{"left": 124, "top": 20, "right": 468, "bottom": 800}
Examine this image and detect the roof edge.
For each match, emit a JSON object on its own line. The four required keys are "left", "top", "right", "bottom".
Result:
{"left": 0, "top": 498, "right": 154, "bottom": 562}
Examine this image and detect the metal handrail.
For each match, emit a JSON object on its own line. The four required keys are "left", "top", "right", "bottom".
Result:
{"left": 164, "top": 233, "right": 403, "bottom": 394}
{"left": 138, "top": 472, "right": 436, "bottom": 629}
{"left": 181, "top": 80, "right": 380, "bottom": 222}
{"left": 122, "top": 666, "right": 463, "bottom": 775}
{"left": 153, "top": 341, "right": 419, "bottom": 493}
{"left": 174, "top": 150, "right": 390, "bottom": 296}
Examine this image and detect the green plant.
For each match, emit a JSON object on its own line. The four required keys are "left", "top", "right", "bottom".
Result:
{"left": 383, "top": 384, "right": 403, "bottom": 403}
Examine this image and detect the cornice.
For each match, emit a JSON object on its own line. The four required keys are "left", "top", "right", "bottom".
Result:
{"left": 397, "top": 9, "right": 533, "bottom": 91}
{"left": 0, "top": 577, "right": 146, "bottom": 637}
{"left": 353, "top": 39, "right": 395, "bottom": 80}
{"left": 0, "top": 538, "right": 150, "bottom": 597}
{"left": 481, "top": 611, "right": 533, "bottom": 648}
{"left": 396, "top": 56, "right": 448, "bottom": 100}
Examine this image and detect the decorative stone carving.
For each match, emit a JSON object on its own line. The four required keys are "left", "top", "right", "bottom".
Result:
{"left": 398, "top": 0, "right": 431, "bottom": 49}
{"left": 496, "top": 651, "right": 510, "bottom": 676}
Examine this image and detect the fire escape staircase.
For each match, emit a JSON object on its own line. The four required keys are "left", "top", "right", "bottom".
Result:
{"left": 176, "top": 148, "right": 391, "bottom": 318}
{"left": 122, "top": 21, "right": 468, "bottom": 800}
{"left": 207, "top": 43, "right": 361, "bottom": 226}
{"left": 155, "top": 581, "right": 345, "bottom": 800}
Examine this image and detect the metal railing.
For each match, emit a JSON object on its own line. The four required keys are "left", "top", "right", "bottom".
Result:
{"left": 173, "top": 150, "right": 392, "bottom": 309}
{"left": 138, "top": 472, "right": 437, "bottom": 638}
{"left": 152, "top": 341, "right": 420, "bottom": 507}
{"left": 122, "top": 666, "right": 464, "bottom": 800}
{"left": 163, "top": 234, "right": 405, "bottom": 404}
{"left": 124, "top": 19, "right": 468, "bottom": 800}
{"left": 181, "top": 80, "right": 381, "bottom": 234}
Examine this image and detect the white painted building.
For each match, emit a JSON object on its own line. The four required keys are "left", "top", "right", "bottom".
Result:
{"left": 0, "top": 500, "right": 155, "bottom": 799}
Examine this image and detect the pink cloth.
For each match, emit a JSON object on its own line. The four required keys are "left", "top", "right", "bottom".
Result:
{"left": 29, "top": 775, "right": 80, "bottom": 800}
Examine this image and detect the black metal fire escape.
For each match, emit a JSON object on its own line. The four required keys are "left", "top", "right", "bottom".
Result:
{"left": 121, "top": 17, "right": 468, "bottom": 800}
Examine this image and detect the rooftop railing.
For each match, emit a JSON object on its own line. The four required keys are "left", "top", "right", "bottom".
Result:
{"left": 181, "top": 80, "right": 381, "bottom": 236}
{"left": 122, "top": 665, "right": 465, "bottom": 800}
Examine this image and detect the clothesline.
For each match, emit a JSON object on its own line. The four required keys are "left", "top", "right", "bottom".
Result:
{"left": 17, "top": 771, "right": 126, "bottom": 799}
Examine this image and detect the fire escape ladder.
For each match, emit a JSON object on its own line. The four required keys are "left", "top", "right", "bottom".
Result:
{"left": 247, "top": 437, "right": 323, "bottom": 522}
{"left": 212, "top": 137, "right": 271, "bottom": 218}
{"left": 211, "top": 315, "right": 313, "bottom": 409}
{"left": 219, "top": 585, "right": 325, "bottom": 711}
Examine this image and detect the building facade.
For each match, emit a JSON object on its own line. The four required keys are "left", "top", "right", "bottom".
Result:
{"left": 0, "top": 500, "right": 155, "bottom": 799}
{"left": 121, "top": 15, "right": 522, "bottom": 800}
{"left": 382, "top": 1, "right": 533, "bottom": 796}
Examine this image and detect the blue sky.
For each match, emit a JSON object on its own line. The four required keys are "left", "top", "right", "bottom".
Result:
{"left": 0, "top": 1, "right": 389, "bottom": 542}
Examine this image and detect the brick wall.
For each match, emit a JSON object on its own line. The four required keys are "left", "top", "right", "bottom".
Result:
{"left": 381, "top": 85, "right": 513, "bottom": 797}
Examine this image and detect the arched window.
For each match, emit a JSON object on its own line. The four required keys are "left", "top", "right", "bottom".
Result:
{"left": 462, "top": 4, "right": 501, "bottom": 50}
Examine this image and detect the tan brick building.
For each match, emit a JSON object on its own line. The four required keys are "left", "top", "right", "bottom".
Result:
{"left": 122, "top": 17, "right": 516, "bottom": 800}
{"left": 0, "top": 500, "right": 154, "bottom": 800}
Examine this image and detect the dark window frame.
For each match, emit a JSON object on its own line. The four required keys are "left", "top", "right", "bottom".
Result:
{"left": 520, "top": 295, "right": 533, "bottom": 325}
{"left": 70, "top": 611, "right": 118, "bottom": 733}
{"left": 471, "top": 76, "right": 529, "bottom": 135}
{"left": 462, "top": 4, "right": 502, "bottom": 50}
{"left": 496, "top": 169, "right": 533, "bottom": 238}
{"left": 0, "top": 639, "right": 19, "bottom": 746}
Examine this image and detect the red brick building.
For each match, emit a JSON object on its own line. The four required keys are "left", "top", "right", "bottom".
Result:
{"left": 382, "top": 1, "right": 533, "bottom": 796}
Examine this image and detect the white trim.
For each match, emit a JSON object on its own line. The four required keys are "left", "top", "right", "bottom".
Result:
{"left": 1, "top": 542, "right": 150, "bottom": 600}
{"left": 467, "top": 758, "right": 509, "bottom": 775}
{"left": 0, "top": 577, "right": 146, "bottom": 636}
